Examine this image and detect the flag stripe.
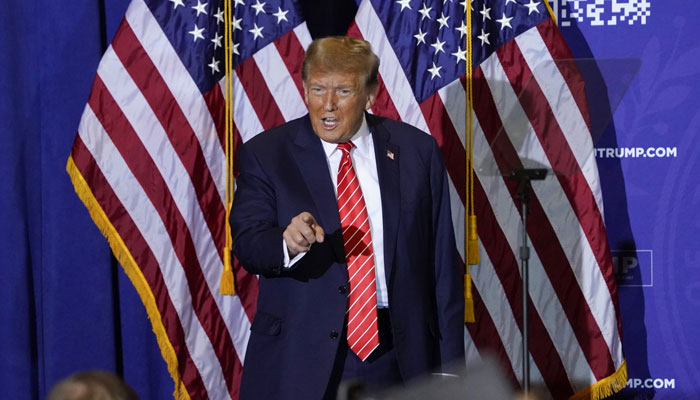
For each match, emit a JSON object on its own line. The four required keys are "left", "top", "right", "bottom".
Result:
{"left": 96, "top": 39, "right": 251, "bottom": 370}
{"left": 76, "top": 103, "right": 232, "bottom": 399}
{"left": 110, "top": 20, "right": 226, "bottom": 260}
{"left": 473, "top": 115, "right": 597, "bottom": 389}
{"left": 475, "top": 52, "right": 615, "bottom": 380}
{"left": 126, "top": 0, "right": 226, "bottom": 202}
{"left": 235, "top": 57, "right": 286, "bottom": 130}
{"left": 496, "top": 39, "right": 619, "bottom": 374}
{"left": 252, "top": 41, "right": 307, "bottom": 121}
{"left": 272, "top": 28, "right": 307, "bottom": 98}
{"left": 85, "top": 76, "right": 238, "bottom": 397}
{"left": 70, "top": 135, "right": 210, "bottom": 399}
{"left": 472, "top": 177, "right": 575, "bottom": 398}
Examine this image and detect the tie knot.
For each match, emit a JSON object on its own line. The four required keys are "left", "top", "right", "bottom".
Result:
{"left": 337, "top": 142, "right": 354, "bottom": 154}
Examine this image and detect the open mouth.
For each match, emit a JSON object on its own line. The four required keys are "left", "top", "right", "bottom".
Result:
{"left": 322, "top": 117, "right": 338, "bottom": 129}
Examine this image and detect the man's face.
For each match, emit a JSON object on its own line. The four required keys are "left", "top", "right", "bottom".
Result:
{"left": 303, "top": 68, "right": 377, "bottom": 144}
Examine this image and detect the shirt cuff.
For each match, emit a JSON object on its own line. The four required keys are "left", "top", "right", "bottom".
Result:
{"left": 282, "top": 239, "right": 306, "bottom": 269}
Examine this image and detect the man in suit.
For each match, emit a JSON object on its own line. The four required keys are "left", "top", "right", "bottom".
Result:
{"left": 230, "top": 36, "right": 464, "bottom": 400}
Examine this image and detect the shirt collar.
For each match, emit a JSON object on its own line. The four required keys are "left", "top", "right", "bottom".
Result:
{"left": 320, "top": 115, "right": 371, "bottom": 159}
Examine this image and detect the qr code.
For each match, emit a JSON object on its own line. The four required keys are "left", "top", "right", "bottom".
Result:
{"left": 553, "top": 0, "right": 651, "bottom": 27}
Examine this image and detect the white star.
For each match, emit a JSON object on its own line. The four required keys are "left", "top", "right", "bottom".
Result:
{"left": 451, "top": 46, "right": 467, "bottom": 63}
{"left": 496, "top": 13, "right": 513, "bottom": 29}
{"left": 397, "top": 0, "right": 412, "bottom": 11}
{"left": 477, "top": 29, "right": 490, "bottom": 46}
{"left": 232, "top": 16, "right": 243, "bottom": 31}
{"left": 427, "top": 62, "right": 442, "bottom": 79}
{"left": 208, "top": 57, "right": 220, "bottom": 74}
{"left": 480, "top": 3, "right": 491, "bottom": 21}
{"left": 273, "top": 7, "right": 289, "bottom": 23}
{"left": 455, "top": 21, "right": 468, "bottom": 38}
{"left": 214, "top": 8, "right": 224, "bottom": 24}
{"left": 506, "top": 0, "right": 518, "bottom": 4}
{"left": 232, "top": 42, "right": 240, "bottom": 55}
{"left": 418, "top": 3, "right": 433, "bottom": 20}
{"left": 252, "top": 0, "right": 266, "bottom": 15}
{"left": 437, "top": 12, "right": 450, "bottom": 29}
{"left": 430, "top": 37, "right": 446, "bottom": 54}
{"left": 413, "top": 28, "right": 427, "bottom": 45}
{"left": 188, "top": 24, "right": 205, "bottom": 42}
{"left": 525, "top": 0, "right": 540, "bottom": 14}
{"left": 249, "top": 22, "right": 264, "bottom": 39}
{"left": 211, "top": 32, "right": 223, "bottom": 48}
{"left": 234, "top": 0, "right": 245, "bottom": 6}
{"left": 192, "top": 0, "right": 208, "bottom": 16}
{"left": 169, "top": 0, "right": 184, "bottom": 9}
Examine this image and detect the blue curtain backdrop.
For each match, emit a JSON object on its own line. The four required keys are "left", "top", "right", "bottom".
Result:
{"left": 3, "top": 0, "right": 700, "bottom": 399}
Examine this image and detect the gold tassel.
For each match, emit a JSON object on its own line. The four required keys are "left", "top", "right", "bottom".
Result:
{"left": 219, "top": 248, "right": 236, "bottom": 295}
{"left": 467, "top": 214, "right": 479, "bottom": 265}
{"left": 464, "top": 270, "right": 475, "bottom": 323}
{"left": 219, "top": 0, "right": 236, "bottom": 297}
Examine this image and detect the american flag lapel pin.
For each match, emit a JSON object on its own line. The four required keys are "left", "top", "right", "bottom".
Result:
{"left": 386, "top": 150, "right": 395, "bottom": 160}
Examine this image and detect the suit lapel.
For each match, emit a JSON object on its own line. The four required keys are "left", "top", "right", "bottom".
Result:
{"left": 291, "top": 116, "right": 341, "bottom": 235}
{"left": 368, "top": 115, "right": 400, "bottom": 285}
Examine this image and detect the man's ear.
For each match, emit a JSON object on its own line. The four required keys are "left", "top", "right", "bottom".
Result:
{"left": 365, "top": 83, "right": 379, "bottom": 110}
{"left": 302, "top": 82, "right": 309, "bottom": 105}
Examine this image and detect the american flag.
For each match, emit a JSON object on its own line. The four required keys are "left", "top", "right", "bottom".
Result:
{"left": 68, "top": 0, "right": 626, "bottom": 398}
{"left": 67, "top": 0, "right": 309, "bottom": 398}
{"left": 348, "top": 0, "right": 626, "bottom": 398}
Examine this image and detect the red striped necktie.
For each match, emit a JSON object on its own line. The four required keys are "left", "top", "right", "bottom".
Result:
{"left": 336, "top": 142, "right": 379, "bottom": 361}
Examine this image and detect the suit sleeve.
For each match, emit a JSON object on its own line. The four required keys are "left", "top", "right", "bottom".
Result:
{"left": 429, "top": 139, "right": 466, "bottom": 368}
{"left": 230, "top": 144, "right": 286, "bottom": 277}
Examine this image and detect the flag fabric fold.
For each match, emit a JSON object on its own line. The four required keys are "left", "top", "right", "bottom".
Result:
{"left": 67, "top": 0, "right": 310, "bottom": 398}
{"left": 348, "top": 0, "right": 626, "bottom": 398}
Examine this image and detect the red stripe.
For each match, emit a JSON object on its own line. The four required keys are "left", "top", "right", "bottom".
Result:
{"left": 536, "top": 19, "right": 623, "bottom": 340}
{"left": 111, "top": 21, "right": 226, "bottom": 260}
{"left": 273, "top": 29, "right": 307, "bottom": 99}
{"left": 203, "top": 83, "right": 226, "bottom": 150}
{"left": 235, "top": 56, "right": 286, "bottom": 130}
{"left": 536, "top": 19, "right": 592, "bottom": 133}
{"left": 71, "top": 135, "right": 210, "bottom": 399}
{"left": 232, "top": 124, "right": 259, "bottom": 322}
{"left": 87, "top": 76, "right": 239, "bottom": 394}
{"left": 419, "top": 93, "right": 467, "bottom": 204}
{"left": 478, "top": 45, "right": 616, "bottom": 380}
{"left": 473, "top": 172, "right": 574, "bottom": 398}
{"left": 466, "top": 286, "right": 520, "bottom": 387}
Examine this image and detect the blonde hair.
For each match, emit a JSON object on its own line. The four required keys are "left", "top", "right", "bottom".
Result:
{"left": 302, "top": 36, "right": 380, "bottom": 88}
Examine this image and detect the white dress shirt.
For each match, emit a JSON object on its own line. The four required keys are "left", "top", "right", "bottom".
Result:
{"left": 283, "top": 116, "right": 389, "bottom": 307}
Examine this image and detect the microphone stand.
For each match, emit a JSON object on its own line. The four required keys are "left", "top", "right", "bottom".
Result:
{"left": 510, "top": 168, "right": 547, "bottom": 397}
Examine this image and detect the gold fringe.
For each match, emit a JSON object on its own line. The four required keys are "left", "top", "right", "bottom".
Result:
{"left": 219, "top": 248, "right": 236, "bottom": 295}
{"left": 66, "top": 156, "right": 191, "bottom": 400}
{"left": 464, "top": 272, "right": 475, "bottom": 323}
{"left": 570, "top": 361, "right": 628, "bottom": 400}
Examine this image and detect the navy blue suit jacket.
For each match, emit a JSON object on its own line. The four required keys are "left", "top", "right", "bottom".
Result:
{"left": 230, "top": 113, "right": 464, "bottom": 400}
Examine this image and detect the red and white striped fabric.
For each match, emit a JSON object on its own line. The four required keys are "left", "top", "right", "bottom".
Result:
{"left": 346, "top": 0, "right": 626, "bottom": 399}
{"left": 67, "top": 0, "right": 314, "bottom": 398}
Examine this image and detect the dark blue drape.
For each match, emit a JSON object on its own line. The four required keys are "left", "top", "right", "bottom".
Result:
{"left": 0, "top": 1, "right": 173, "bottom": 398}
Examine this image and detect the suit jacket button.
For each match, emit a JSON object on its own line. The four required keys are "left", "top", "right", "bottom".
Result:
{"left": 338, "top": 286, "right": 347, "bottom": 294}
{"left": 329, "top": 330, "right": 339, "bottom": 339}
